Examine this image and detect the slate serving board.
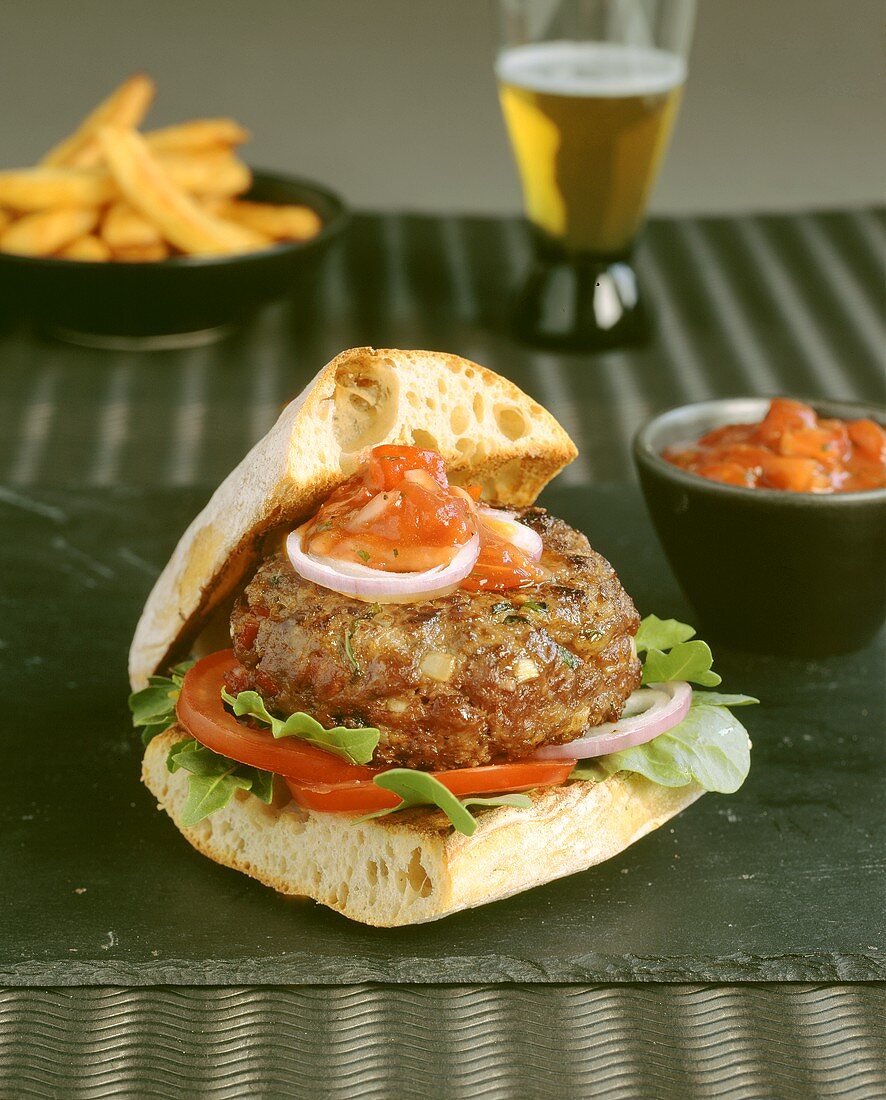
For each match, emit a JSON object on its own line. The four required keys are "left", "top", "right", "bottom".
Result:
{"left": 1, "top": 483, "right": 883, "bottom": 985}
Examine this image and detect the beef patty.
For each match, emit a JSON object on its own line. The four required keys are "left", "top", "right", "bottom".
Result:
{"left": 226, "top": 508, "right": 641, "bottom": 770}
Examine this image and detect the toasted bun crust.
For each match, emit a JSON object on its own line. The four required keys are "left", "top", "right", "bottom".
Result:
{"left": 128, "top": 347, "right": 576, "bottom": 689}
{"left": 143, "top": 728, "right": 702, "bottom": 927}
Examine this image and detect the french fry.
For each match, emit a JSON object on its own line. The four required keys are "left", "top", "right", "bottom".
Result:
{"left": 41, "top": 74, "right": 156, "bottom": 169}
{"left": 110, "top": 242, "right": 171, "bottom": 263}
{"left": 0, "top": 168, "right": 115, "bottom": 211}
{"left": 216, "top": 199, "right": 322, "bottom": 241}
{"left": 0, "top": 152, "right": 251, "bottom": 213}
{"left": 0, "top": 207, "right": 99, "bottom": 256}
{"left": 57, "top": 234, "right": 113, "bottom": 262}
{"left": 101, "top": 201, "right": 163, "bottom": 249}
{"left": 0, "top": 209, "right": 11, "bottom": 233}
{"left": 145, "top": 118, "right": 250, "bottom": 153}
{"left": 158, "top": 149, "right": 252, "bottom": 197}
{"left": 96, "top": 126, "right": 267, "bottom": 255}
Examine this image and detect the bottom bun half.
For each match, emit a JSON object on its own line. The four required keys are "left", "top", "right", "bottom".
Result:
{"left": 142, "top": 727, "right": 703, "bottom": 927}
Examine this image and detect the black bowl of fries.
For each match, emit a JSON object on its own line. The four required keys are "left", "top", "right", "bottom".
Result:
{"left": 0, "top": 75, "right": 348, "bottom": 347}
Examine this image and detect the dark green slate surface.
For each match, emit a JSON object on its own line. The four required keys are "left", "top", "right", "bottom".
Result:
{"left": 2, "top": 483, "right": 883, "bottom": 986}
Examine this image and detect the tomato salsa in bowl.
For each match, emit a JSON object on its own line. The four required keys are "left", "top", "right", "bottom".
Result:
{"left": 634, "top": 397, "right": 886, "bottom": 656}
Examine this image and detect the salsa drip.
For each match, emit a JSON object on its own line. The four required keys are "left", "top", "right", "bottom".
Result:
{"left": 302, "top": 444, "right": 547, "bottom": 591}
{"left": 664, "top": 398, "right": 886, "bottom": 493}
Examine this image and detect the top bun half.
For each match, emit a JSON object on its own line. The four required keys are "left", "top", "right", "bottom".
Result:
{"left": 128, "top": 347, "right": 577, "bottom": 688}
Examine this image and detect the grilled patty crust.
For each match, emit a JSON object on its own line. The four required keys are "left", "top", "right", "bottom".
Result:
{"left": 226, "top": 508, "right": 641, "bottom": 770}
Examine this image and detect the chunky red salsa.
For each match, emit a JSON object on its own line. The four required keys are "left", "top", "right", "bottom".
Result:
{"left": 664, "top": 399, "right": 886, "bottom": 493}
{"left": 302, "top": 444, "right": 547, "bottom": 590}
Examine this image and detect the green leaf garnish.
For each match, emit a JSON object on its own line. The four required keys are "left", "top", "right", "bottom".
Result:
{"left": 691, "top": 691, "right": 759, "bottom": 708}
{"left": 220, "top": 688, "right": 379, "bottom": 765}
{"left": 356, "top": 549, "right": 371, "bottom": 563}
{"left": 641, "top": 640, "right": 721, "bottom": 687}
{"left": 521, "top": 600, "right": 547, "bottom": 613}
{"left": 570, "top": 760, "right": 609, "bottom": 783}
{"left": 634, "top": 615, "right": 696, "bottom": 654}
{"left": 460, "top": 794, "right": 534, "bottom": 812}
{"left": 572, "top": 705, "right": 750, "bottom": 794}
{"left": 568, "top": 615, "right": 756, "bottom": 795}
{"left": 343, "top": 625, "right": 361, "bottom": 676}
{"left": 128, "top": 659, "right": 196, "bottom": 744}
{"left": 356, "top": 769, "right": 531, "bottom": 836}
{"left": 166, "top": 738, "right": 274, "bottom": 826}
{"left": 557, "top": 644, "right": 580, "bottom": 669}
{"left": 490, "top": 601, "right": 512, "bottom": 614}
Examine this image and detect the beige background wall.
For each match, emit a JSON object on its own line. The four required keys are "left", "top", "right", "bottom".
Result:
{"left": 1, "top": 0, "right": 882, "bottom": 215}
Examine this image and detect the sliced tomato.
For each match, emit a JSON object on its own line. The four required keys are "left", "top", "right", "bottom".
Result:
{"left": 461, "top": 524, "right": 546, "bottom": 592}
{"left": 285, "top": 757, "right": 576, "bottom": 814}
{"left": 365, "top": 445, "right": 448, "bottom": 491}
{"left": 177, "top": 650, "right": 576, "bottom": 812}
{"left": 177, "top": 650, "right": 380, "bottom": 784}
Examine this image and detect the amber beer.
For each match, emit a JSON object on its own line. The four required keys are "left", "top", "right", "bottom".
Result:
{"left": 497, "top": 41, "right": 685, "bottom": 256}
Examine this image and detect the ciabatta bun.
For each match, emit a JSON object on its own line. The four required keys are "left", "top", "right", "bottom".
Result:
{"left": 143, "top": 728, "right": 702, "bottom": 927}
{"left": 129, "top": 347, "right": 577, "bottom": 690}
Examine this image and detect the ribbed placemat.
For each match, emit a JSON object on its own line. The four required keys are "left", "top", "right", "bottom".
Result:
{"left": 1, "top": 209, "right": 882, "bottom": 491}
{"left": 1, "top": 984, "right": 884, "bottom": 1099}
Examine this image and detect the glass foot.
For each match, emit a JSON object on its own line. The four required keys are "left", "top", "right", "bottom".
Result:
{"left": 512, "top": 253, "right": 650, "bottom": 352}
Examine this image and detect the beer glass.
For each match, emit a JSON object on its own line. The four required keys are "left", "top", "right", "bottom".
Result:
{"left": 497, "top": 0, "right": 695, "bottom": 350}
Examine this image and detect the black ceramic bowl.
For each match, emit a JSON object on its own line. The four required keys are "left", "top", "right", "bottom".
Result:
{"left": 0, "top": 169, "right": 348, "bottom": 347}
{"left": 634, "top": 397, "right": 886, "bottom": 656}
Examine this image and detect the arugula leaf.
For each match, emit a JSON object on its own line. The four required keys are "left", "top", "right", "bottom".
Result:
{"left": 634, "top": 615, "right": 696, "bottom": 654}
{"left": 221, "top": 688, "right": 380, "bottom": 765}
{"left": 343, "top": 625, "right": 361, "bottom": 675}
{"left": 248, "top": 768, "right": 275, "bottom": 805}
{"left": 129, "top": 683, "right": 178, "bottom": 727}
{"left": 166, "top": 738, "right": 274, "bottom": 825}
{"left": 181, "top": 770, "right": 253, "bottom": 826}
{"left": 573, "top": 705, "right": 750, "bottom": 794}
{"left": 557, "top": 644, "right": 581, "bottom": 669}
{"left": 461, "top": 794, "right": 532, "bottom": 812}
{"left": 691, "top": 691, "right": 759, "bottom": 708}
{"left": 128, "top": 659, "right": 195, "bottom": 744}
{"left": 641, "top": 640, "right": 721, "bottom": 687}
{"left": 356, "top": 771, "right": 532, "bottom": 836}
{"left": 140, "top": 721, "right": 174, "bottom": 747}
{"left": 169, "top": 660, "right": 195, "bottom": 686}
{"left": 569, "top": 760, "right": 610, "bottom": 782}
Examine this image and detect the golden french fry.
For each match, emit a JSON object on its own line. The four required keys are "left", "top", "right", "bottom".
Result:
{"left": 96, "top": 127, "right": 267, "bottom": 255}
{"left": 41, "top": 74, "right": 156, "bottom": 169}
{"left": 158, "top": 149, "right": 252, "bottom": 197}
{"left": 101, "top": 201, "right": 162, "bottom": 248}
{"left": 0, "top": 209, "right": 11, "bottom": 232}
{"left": 110, "top": 242, "right": 171, "bottom": 263}
{"left": 57, "top": 234, "right": 113, "bottom": 262}
{"left": 145, "top": 118, "right": 250, "bottom": 153}
{"left": 0, "top": 153, "right": 251, "bottom": 213}
{"left": 0, "top": 168, "right": 115, "bottom": 211}
{"left": 216, "top": 199, "right": 322, "bottom": 241}
{"left": 0, "top": 207, "right": 99, "bottom": 256}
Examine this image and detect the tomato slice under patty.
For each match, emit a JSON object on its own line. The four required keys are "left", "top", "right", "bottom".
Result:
{"left": 177, "top": 650, "right": 576, "bottom": 813}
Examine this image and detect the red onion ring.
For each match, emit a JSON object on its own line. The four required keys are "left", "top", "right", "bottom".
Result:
{"left": 286, "top": 524, "right": 480, "bottom": 603}
{"left": 478, "top": 506, "right": 543, "bottom": 561}
{"left": 532, "top": 681, "right": 692, "bottom": 761}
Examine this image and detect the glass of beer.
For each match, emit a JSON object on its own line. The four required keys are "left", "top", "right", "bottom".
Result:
{"left": 496, "top": 0, "right": 695, "bottom": 350}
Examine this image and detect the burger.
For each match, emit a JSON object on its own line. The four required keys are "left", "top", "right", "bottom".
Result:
{"left": 129, "top": 348, "right": 753, "bottom": 927}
